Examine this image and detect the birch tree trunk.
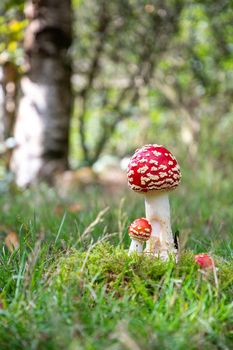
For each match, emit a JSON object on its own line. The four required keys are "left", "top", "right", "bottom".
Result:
{"left": 11, "top": 0, "right": 72, "bottom": 187}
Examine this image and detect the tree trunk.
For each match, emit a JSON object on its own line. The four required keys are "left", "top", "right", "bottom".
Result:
{"left": 11, "top": 0, "right": 73, "bottom": 187}
{"left": 2, "top": 61, "right": 18, "bottom": 140}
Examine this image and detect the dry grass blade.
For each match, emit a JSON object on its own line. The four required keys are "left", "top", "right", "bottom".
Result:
{"left": 80, "top": 207, "right": 109, "bottom": 240}
{"left": 80, "top": 239, "right": 95, "bottom": 274}
{"left": 117, "top": 197, "right": 127, "bottom": 244}
{"left": 110, "top": 321, "right": 142, "bottom": 350}
{"left": 24, "top": 232, "right": 44, "bottom": 289}
{"left": 5, "top": 231, "right": 19, "bottom": 253}
{"left": 95, "top": 231, "right": 118, "bottom": 245}
{"left": 212, "top": 261, "right": 219, "bottom": 289}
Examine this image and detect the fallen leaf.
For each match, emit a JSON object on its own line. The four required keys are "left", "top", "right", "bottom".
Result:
{"left": 54, "top": 205, "right": 64, "bottom": 215}
{"left": 5, "top": 231, "right": 19, "bottom": 252}
{"left": 67, "top": 203, "right": 83, "bottom": 213}
{"left": 54, "top": 203, "right": 83, "bottom": 215}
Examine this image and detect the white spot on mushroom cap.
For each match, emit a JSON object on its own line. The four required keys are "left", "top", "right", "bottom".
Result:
{"left": 152, "top": 150, "right": 162, "bottom": 157}
{"left": 159, "top": 172, "right": 168, "bottom": 178}
{"left": 168, "top": 161, "right": 173, "bottom": 165}
{"left": 141, "top": 176, "right": 151, "bottom": 185}
{"left": 127, "top": 170, "right": 134, "bottom": 176}
{"left": 151, "top": 166, "right": 158, "bottom": 171}
{"left": 147, "top": 173, "right": 160, "bottom": 181}
{"left": 159, "top": 164, "right": 167, "bottom": 170}
{"left": 149, "top": 159, "right": 158, "bottom": 165}
{"left": 137, "top": 165, "right": 149, "bottom": 174}
{"left": 138, "top": 157, "right": 148, "bottom": 163}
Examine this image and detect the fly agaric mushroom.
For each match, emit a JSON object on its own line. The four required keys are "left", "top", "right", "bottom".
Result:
{"left": 194, "top": 253, "right": 214, "bottom": 269}
{"left": 127, "top": 144, "right": 181, "bottom": 260}
{"left": 194, "top": 253, "right": 218, "bottom": 287}
{"left": 128, "top": 218, "right": 152, "bottom": 254}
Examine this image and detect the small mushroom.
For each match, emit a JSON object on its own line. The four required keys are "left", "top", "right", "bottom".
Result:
{"left": 128, "top": 218, "right": 152, "bottom": 254}
{"left": 194, "top": 253, "right": 214, "bottom": 269}
{"left": 194, "top": 253, "right": 218, "bottom": 287}
{"left": 127, "top": 144, "right": 181, "bottom": 260}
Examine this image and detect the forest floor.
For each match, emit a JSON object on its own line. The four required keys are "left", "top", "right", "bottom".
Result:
{"left": 0, "top": 176, "right": 232, "bottom": 350}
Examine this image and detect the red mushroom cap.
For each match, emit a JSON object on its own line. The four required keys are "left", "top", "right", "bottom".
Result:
{"left": 127, "top": 144, "right": 181, "bottom": 193}
{"left": 194, "top": 253, "right": 214, "bottom": 269}
{"left": 128, "top": 218, "right": 152, "bottom": 242}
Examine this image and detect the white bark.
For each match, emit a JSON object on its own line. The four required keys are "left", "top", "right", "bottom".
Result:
{"left": 10, "top": 0, "right": 72, "bottom": 187}
{"left": 11, "top": 75, "right": 70, "bottom": 187}
{"left": 144, "top": 192, "right": 177, "bottom": 259}
{"left": 128, "top": 239, "right": 143, "bottom": 254}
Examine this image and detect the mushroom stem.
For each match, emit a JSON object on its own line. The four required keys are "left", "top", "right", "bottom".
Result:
{"left": 144, "top": 192, "right": 176, "bottom": 259}
{"left": 128, "top": 239, "right": 143, "bottom": 254}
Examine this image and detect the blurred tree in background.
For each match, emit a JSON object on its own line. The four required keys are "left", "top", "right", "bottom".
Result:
{"left": 74, "top": 0, "right": 183, "bottom": 165}
{"left": 72, "top": 0, "right": 233, "bottom": 168}
{"left": 0, "top": 0, "right": 233, "bottom": 185}
{"left": 10, "top": 0, "right": 72, "bottom": 187}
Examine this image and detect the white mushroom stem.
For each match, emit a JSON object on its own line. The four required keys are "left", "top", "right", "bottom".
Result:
{"left": 144, "top": 192, "right": 176, "bottom": 259}
{"left": 128, "top": 238, "right": 144, "bottom": 254}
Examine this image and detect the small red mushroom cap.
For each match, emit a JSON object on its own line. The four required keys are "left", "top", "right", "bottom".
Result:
{"left": 127, "top": 144, "right": 181, "bottom": 193}
{"left": 194, "top": 253, "right": 214, "bottom": 269}
{"left": 128, "top": 218, "right": 152, "bottom": 242}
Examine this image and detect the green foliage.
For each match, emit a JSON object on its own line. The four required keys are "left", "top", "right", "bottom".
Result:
{"left": 0, "top": 0, "right": 26, "bottom": 64}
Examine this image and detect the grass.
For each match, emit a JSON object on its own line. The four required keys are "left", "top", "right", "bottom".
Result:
{"left": 0, "top": 168, "right": 232, "bottom": 350}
